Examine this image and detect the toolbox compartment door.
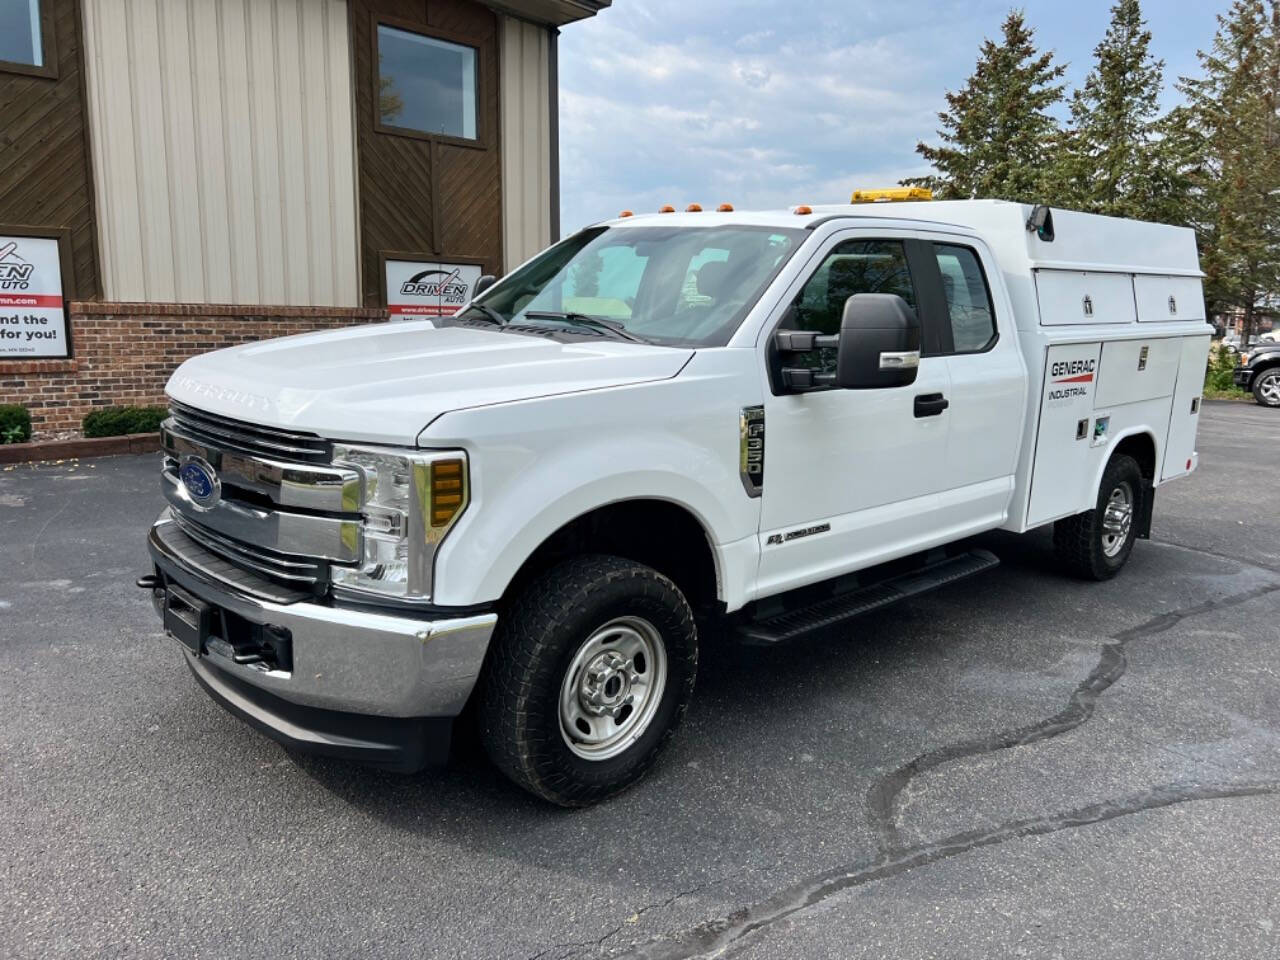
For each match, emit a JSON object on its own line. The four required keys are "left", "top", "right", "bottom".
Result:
{"left": 1133, "top": 275, "right": 1205, "bottom": 323}
{"left": 1094, "top": 337, "right": 1182, "bottom": 408}
{"left": 1161, "top": 335, "right": 1211, "bottom": 481}
{"left": 1035, "top": 270, "right": 1136, "bottom": 326}
{"left": 1027, "top": 342, "right": 1103, "bottom": 527}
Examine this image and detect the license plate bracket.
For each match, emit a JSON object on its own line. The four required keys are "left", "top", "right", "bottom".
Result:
{"left": 164, "top": 583, "right": 214, "bottom": 655}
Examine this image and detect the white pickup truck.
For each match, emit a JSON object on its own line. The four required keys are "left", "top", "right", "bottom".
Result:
{"left": 143, "top": 197, "right": 1210, "bottom": 806}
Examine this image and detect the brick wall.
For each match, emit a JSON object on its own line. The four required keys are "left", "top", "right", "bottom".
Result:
{"left": 0, "top": 302, "right": 387, "bottom": 438}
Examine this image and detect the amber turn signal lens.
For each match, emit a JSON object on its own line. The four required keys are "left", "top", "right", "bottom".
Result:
{"left": 430, "top": 459, "right": 466, "bottom": 527}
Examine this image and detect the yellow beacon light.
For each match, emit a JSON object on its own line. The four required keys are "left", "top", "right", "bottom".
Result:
{"left": 850, "top": 187, "right": 933, "bottom": 204}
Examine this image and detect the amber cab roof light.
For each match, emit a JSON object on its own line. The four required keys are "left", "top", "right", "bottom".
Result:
{"left": 850, "top": 187, "right": 933, "bottom": 204}
{"left": 685, "top": 203, "right": 703, "bottom": 212}
{"left": 618, "top": 210, "right": 635, "bottom": 218}
{"left": 793, "top": 205, "right": 813, "bottom": 215}
{"left": 717, "top": 203, "right": 734, "bottom": 212}
{"left": 658, "top": 204, "right": 676, "bottom": 213}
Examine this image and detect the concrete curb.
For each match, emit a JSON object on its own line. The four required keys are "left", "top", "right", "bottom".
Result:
{"left": 0, "top": 432, "right": 159, "bottom": 464}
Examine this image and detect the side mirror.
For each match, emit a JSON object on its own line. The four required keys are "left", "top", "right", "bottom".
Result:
{"left": 473, "top": 274, "right": 498, "bottom": 298}
{"left": 834, "top": 294, "right": 921, "bottom": 389}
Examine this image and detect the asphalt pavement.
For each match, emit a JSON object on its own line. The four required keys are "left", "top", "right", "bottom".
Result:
{"left": 2, "top": 400, "right": 1278, "bottom": 959}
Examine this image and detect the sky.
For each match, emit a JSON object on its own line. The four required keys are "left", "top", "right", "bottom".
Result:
{"left": 556, "top": 0, "right": 1224, "bottom": 235}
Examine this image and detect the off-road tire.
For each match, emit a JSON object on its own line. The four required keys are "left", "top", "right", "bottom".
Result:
{"left": 1252, "top": 368, "right": 1280, "bottom": 407}
{"left": 1053, "top": 454, "right": 1144, "bottom": 581}
{"left": 479, "top": 555, "right": 697, "bottom": 807}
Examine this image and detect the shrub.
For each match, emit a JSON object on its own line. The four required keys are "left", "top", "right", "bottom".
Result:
{"left": 1204, "top": 343, "right": 1246, "bottom": 397}
{"left": 0, "top": 404, "right": 31, "bottom": 444}
{"left": 82, "top": 405, "right": 168, "bottom": 438}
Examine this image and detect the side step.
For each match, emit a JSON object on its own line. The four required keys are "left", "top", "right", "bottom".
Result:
{"left": 736, "top": 549, "right": 1000, "bottom": 645}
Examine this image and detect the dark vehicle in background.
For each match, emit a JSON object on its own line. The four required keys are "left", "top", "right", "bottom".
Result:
{"left": 1235, "top": 342, "right": 1280, "bottom": 407}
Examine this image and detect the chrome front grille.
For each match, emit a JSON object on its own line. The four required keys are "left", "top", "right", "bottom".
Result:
{"left": 170, "top": 511, "right": 327, "bottom": 588}
{"left": 169, "top": 401, "right": 331, "bottom": 463}
{"left": 161, "top": 402, "right": 362, "bottom": 594}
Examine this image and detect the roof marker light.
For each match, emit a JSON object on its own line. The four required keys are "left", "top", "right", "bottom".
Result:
{"left": 717, "top": 203, "right": 734, "bottom": 212}
{"left": 794, "top": 205, "right": 813, "bottom": 215}
{"left": 618, "top": 210, "right": 634, "bottom": 218}
{"left": 659, "top": 205, "right": 676, "bottom": 213}
{"left": 686, "top": 203, "right": 703, "bottom": 212}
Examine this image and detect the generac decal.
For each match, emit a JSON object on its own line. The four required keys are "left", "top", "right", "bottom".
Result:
{"left": 1046, "top": 357, "right": 1096, "bottom": 404}
{"left": 1050, "top": 358, "right": 1096, "bottom": 383}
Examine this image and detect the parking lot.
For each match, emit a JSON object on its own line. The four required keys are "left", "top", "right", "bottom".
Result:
{"left": 2, "top": 400, "right": 1278, "bottom": 959}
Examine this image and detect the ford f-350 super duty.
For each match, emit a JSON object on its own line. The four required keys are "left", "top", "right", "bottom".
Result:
{"left": 142, "top": 197, "right": 1211, "bottom": 806}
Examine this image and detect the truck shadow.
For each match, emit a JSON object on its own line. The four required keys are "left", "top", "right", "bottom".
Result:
{"left": 287, "top": 527, "right": 1252, "bottom": 888}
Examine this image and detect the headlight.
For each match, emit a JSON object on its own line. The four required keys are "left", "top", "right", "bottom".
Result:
{"left": 330, "top": 445, "right": 469, "bottom": 603}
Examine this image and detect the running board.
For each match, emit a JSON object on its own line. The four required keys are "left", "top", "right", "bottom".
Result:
{"left": 736, "top": 549, "right": 1000, "bottom": 645}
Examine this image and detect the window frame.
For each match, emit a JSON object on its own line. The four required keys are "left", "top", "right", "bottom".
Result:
{"left": 0, "top": 0, "right": 57, "bottom": 80}
{"left": 927, "top": 241, "right": 1000, "bottom": 357}
{"left": 765, "top": 233, "right": 931, "bottom": 395}
{"left": 370, "top": 14, "right": 487, "bottom": 151}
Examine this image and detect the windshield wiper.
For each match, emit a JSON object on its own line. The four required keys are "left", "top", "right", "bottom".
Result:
{"left": 457, "top": 303, "right": 507, "bottom": 327}
{"left": 522, "top": 311, "right": 647, "bottom": 343}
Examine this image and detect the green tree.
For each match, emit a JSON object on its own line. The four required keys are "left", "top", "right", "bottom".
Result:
{"left": 908, "top": 10, "right": 1067, "bottom": 201}
{"left": 1176, "top": 0, "right": 1280, "bottom": 341}
{"left": 1048, "top": 0, "right": 1186, "bottom": 222}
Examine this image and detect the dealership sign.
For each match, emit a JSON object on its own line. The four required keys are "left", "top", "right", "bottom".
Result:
{"left": 0, "top": 235, "right": 68, "bottom": 358}
{"left": 385, "top": 259, "right": 482, "bottom": 321}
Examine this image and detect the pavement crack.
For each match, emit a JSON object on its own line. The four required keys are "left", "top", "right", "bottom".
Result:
{"left": 524, "top": 877, "right": 730, "bottom": 960}
{"left": 612, "top": 780, "right": 1280, "bottom": 960}
{"left": 866, "top": 581, "right": 1280, "bottom": 854}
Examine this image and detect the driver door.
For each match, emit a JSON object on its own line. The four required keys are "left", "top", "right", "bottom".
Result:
{"left": 755, "top": 231, "right": 954, "bottom": 597}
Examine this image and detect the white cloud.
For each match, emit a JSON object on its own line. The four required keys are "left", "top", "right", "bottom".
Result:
{"left": 555, "top": 0, "right": 1219, "bottom": 234}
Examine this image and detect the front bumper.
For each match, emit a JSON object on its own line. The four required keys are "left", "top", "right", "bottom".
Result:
{"left": 146, "top": 511, "right": 497, "bottom": 770}
{"left": 1234, "top": 367, "right": 1254, "bottom": 388}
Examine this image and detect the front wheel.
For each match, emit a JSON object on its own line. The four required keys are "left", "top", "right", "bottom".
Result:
{"left": 479, "top": 555, "right": 698, "bottom": 807}
{"left": 1252, "top": 368, "right": 1280, "bottom": 407}
{"left": 1053, "top": 454, "right": 1144, "bottom": 581}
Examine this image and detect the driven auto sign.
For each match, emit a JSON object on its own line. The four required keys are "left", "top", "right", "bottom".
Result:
{"left": 385, "top": 259, "right": 482, "bottom": 321}
{"left": 0, "top": 235, "right": 68, "bottom": 358}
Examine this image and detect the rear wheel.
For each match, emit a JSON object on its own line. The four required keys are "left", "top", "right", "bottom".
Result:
{"left": 479, "top": 555, "right": 697, "bottom": 807}
{"left": 1252, "top": 368, "right": 1280, "bottom": 407}
{"left": 1053, "top": 454, "right": 1144, "bottom": 581}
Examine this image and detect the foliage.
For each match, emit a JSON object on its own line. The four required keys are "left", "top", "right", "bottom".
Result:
{"left": 1046, "top": 0, "right": 1188, "bottom": 223}
{"left": 1174, "top": 0, "right": 1280, "bottom": 343}
{"left": 907, "top": 11, "right": 1066, "bottom": 202}
{"left": 82, "top": 405, "right": 168, "bottom": 438}
{"left": 0, "top": 404, "right": 31, "bottom": 444}
{"left": 1204, "top": 343, "right": 1249, "bottom": 398}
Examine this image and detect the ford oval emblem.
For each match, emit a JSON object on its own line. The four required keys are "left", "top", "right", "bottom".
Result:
{"left": 179, "top": 457, "right": 220, "bottom": 510}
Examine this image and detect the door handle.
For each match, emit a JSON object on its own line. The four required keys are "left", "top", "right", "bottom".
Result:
{"left": 914, "top": 393, "right": 949, "bottom": 418}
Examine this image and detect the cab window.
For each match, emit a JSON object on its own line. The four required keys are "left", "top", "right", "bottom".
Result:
{"left": 934, "top": 244, "right": 996, "bottom": 353}
{"left": 783, "top": 239, "right": 918, "bottom": 372}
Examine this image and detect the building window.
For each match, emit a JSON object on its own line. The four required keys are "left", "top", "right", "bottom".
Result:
{"left": 376, "top": 24, "right": 477, "bottom": 141}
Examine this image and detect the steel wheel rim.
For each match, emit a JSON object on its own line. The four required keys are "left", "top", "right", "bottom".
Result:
{"left": 558, "top": 616, "right": 668, "bottom": 761}
{"left": 1100, "top": 481, "right": 1134, "bottom": 558}
{"left": 1260, "top": 374, "right": 1280, "bottom": 404}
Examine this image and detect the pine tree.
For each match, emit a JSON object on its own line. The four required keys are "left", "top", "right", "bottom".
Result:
{"left": 1176, "top": 0, "right": 1280, "bottom": 340}
{"left": 1050, "top": 0, "right": 1185, "bottom": 222}
{"left": 909, "top": 11, "right": 1067, "bottom": 202}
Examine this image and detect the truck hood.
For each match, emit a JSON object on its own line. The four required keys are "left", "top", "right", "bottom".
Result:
{"left": 166, "top": 322, "right": 694, "bottom": 445}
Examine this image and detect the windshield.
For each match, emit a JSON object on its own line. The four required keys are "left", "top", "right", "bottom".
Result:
{"left": 450, "top": 225, "right": 805, "bottom": 347}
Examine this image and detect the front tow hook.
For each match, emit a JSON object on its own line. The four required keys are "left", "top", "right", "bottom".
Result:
{"left": 136, "top": 574, "right": 161, "bottom": 590}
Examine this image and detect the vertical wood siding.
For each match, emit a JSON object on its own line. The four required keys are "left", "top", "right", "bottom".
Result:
{"left": 499, "top": 15, "right": 551, "bottom": 269}
{"left": 0, "top": 0, "right": 100, "bottom": 298}
{"left": 82, "top": 0, "right": 360, "bottom": 306}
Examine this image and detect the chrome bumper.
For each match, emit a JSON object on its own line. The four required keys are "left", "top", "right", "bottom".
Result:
{"left": 146, "top": 510, "right": 497, "bottom": 721}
